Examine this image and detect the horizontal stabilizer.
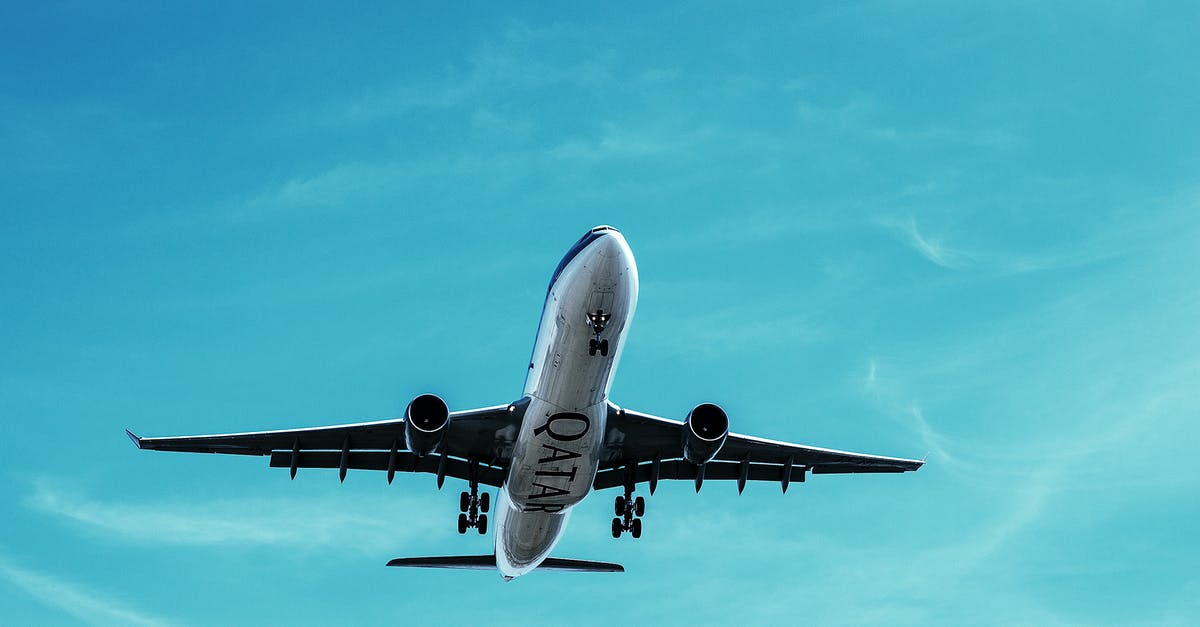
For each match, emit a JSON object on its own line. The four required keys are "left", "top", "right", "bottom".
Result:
{"left": 387, "top": 555, "right": 496, "bottom": 570}
{"left": 539, "top": 557, "right": 624, "bottom": 572}
{"left": 386, "top": 555, "right": 623, "bottom": 573}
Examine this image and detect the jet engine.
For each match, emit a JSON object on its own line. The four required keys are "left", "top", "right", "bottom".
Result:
{"left": 404, "top": 394, "right": 450, "bottom": 456}
{"left": 682, "top": 403, "right": 729, "bottom": 464}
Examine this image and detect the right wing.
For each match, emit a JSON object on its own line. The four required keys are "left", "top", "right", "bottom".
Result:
{"left": 595, "top": 406, "right": 922, "bottom": 491}
{"left": 126, "top": 405, "right": 517, "bottom": 487}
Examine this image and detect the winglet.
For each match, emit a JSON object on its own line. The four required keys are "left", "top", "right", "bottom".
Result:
{"left": 125, "top": 429, "right": 143, "bottom": 449}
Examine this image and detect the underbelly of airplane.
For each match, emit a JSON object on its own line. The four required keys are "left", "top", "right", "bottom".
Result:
{"left": 496, "top": 227, "right": 637, "bottom": 577}
{"left": 504, "top": 396, "right": 606, "bottom": 511}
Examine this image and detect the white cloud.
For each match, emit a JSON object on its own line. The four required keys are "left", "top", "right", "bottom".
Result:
{"left": 0, "top": 555, "right": 173, "bottom": 627}
{"left": 886, "top": 216, "right": 975, "bottom": 269}
{"left": 328, "top": 21, "right": 613, "bottom": 127}
{"left": 794, "top": 95, "right": 1024, "bottom": 149}
{"left": 636, "top": 305, "right": 826, "bottom": 361}
{"left": 905, "top": 405, "right": 957, "bottom": 468}
{"left": 26, "top": 479, "right": 440, "bottom": 556}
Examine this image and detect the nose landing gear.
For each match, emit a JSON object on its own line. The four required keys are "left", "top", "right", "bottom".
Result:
{"left": 587, "top": 309, "right": 611, "bottom": 357}
{"left": 588, "top": 338, "right": 610, "bottom": 357}
{"left": 457, "top": 472, "right": 489, "bottom": 535}
{"left": 610, "top": 488, "right": 645, "bottom": 539}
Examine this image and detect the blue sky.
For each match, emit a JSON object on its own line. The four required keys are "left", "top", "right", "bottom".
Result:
{"left": 2, "top": 2, "right": 1198, "bottom": 624}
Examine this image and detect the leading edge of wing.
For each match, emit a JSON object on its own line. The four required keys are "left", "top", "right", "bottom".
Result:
{"left": 127, "top": 416, "right": 404, "bottom": 445}
{"left": 725, "top": 431, "right": 925, "bottom": 471}
{"left": 124, "top": 404, "right": 512, "bottom": 455}
{"left": 616, "top": 408, "right": 923, "bottom": 471}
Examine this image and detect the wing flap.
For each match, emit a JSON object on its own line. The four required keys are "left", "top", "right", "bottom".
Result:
{"left": 593, "top": 459, "right": 808, "bottom": 490}
{"left": 267, "top": 451, "right": 507, "bottom": 487}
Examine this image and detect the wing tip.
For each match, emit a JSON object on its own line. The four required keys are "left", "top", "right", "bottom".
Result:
{"left": 125, "top": 429, "right": 143, "bottom": 449}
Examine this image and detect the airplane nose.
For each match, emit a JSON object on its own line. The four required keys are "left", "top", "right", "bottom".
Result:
{"left": 593, "top": 231, "right": 627, "bottom": 260}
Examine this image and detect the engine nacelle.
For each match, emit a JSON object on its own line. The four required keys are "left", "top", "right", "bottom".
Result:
{"left": 682, "top": 403, "right": 729, "bottom": 464}
{"left": 404, "top": 394, "right": 450, "bottom": 456}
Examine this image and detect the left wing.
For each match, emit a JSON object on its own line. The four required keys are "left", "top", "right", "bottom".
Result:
{"left": 126, "top": 405, "right": 517, "bottom": 487}
{"left": 595, "top": 406, "right": 922, "bottom": 492}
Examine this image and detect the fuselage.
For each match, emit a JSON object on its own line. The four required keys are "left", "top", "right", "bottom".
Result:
{"left": 494, "top": 226, "right": 638, "bottom": 579}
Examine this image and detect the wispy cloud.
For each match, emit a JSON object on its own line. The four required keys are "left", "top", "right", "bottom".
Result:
{"left": 885, "top": 216, "right": 975, "bottom": 269}
{"left": 794, "top": 95, "right": 1024, "bottom": 150}
{"left": 0, "top": 554, "right": 173, "bottom": 627}
{"left": 904, "top": 405, "right": 957, "bottom": 467}
{"left": 327, "top": 21, "right": 613, "bottom": 127}
{"left": 548, "top": 123, "right": 700, "bottom": 161}
{"left": 26, "top": 479, "right": 439, "bottom": 556}
{"left": 636, "top": 304, "right": 826, "bottom": 361}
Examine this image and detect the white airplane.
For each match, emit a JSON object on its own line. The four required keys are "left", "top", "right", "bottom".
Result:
{"left": 127, "top": 225, "right": 922, "bottom": 580}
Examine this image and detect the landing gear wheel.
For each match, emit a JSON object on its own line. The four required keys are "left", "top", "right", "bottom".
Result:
{"left": 634, "top": 496, "right": 645, "bottom": 517}
{"left": 611, "top": 517, "right": 623, "bottom": 538}
{"left": 460, "top": 491, "right": 471, "bottom": 513}
{"left": 457, "top": 513, "right": 468, "bottom": 534}
{"left": 477, "top": 514, "right": 488, "bottom": 535}
{"left": 615, "top": 495, "right": 626, "bottom": 517}
{"left": 631, "top": 518, "right": 642, "bottom": 539}
{"left": 588, "top": 339, "right": 598, "bottom": 356}
{"left": 480, "top": 492, "right": 490, "bottom": 513}
{"left": 600, "top": 339, "right": 609, "bottom": 357}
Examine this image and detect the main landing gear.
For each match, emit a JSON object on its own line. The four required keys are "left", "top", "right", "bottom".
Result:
{"left": 457, "top": 478, "right": 489, "bottom": 535}
{"left": 587, "top": 309, "right": 611, "bottom": 357}
{"left": 611, "top": 488, "right": 645, "bottom": 539}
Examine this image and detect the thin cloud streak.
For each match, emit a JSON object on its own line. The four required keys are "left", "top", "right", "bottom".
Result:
{"left": 327, "top": 21, "right": 613, "bottom": 127}
{"left": 637, "top": 306, "right": 826, "bottom": 361}
{"left": 888, "top": 216, "right": 974, "bottom": 269}
{"left": 26, "top": 479, "right": 437, "bottom": 556}
{"left": 0, "top": 554, "right": 174, "bottom": 627}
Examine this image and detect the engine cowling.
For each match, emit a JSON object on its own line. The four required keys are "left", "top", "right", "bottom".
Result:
{"left": 404, "top": 394, "right": 450, "bottom": 456}
{"left": 682, "top": 403, "right": 729, "bottom": 464}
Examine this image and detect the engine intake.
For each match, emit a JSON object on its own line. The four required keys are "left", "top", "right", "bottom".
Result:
{"left": 682, "top": 403, "right": 728, "bottom": 464}
{"left": 405, "top": 394, "right": 450, "bottom": 456}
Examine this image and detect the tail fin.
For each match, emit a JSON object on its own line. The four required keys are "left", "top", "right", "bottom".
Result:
{"left": 386, "top": 554, "right": 623, "bottom": 573}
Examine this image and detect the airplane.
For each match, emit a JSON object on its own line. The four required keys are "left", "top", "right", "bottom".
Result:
{"left": 126, "top": 225, "right": 922, "bottom": 580}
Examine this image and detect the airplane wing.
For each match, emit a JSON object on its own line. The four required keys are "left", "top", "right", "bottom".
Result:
{"left": 126, "top": 405, "right": 517, "bottom": 487}
{"left": 595, "top": 407, "right": 922, "bottom": 492}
